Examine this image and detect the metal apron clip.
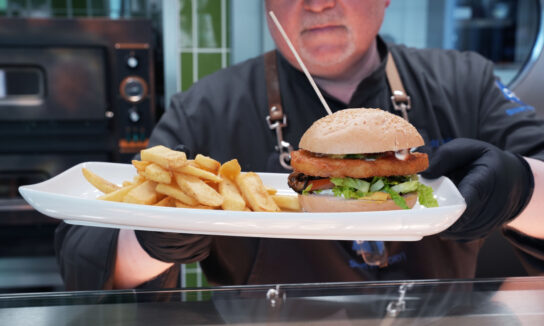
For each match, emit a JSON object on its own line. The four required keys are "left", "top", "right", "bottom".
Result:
{"left": 387, "top": 52, "right": 412, "bottom": 122}
{"left": 266, "top": 106, "right": 293, "bottom": 170}
{"left": 391, "top": 90, "right": 411, "bottom": 122}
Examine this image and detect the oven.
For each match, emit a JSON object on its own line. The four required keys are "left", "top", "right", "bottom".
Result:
{"left": 0, "top": 18, "right": 157, "bottom": 292}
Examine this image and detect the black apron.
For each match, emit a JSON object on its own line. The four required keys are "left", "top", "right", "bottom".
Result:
{"left": 248, "top": 50, "right": 413, "bottom": 282}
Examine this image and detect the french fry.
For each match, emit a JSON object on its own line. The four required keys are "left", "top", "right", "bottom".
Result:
{"left": 121, "top": 176, "right": 146, "bottom": 189}
{"left": 205, "top": 179, "right": 220, "bottom": 192}
{"left": 140, "top": 163, "right": 172, "bottom": 184}
{"left": 131, "top": 160, "right": 151, "bottom": 172}
{"left": 194, "top": 154, "right": 220, "bottom": 173}
{"left": 219, "top": 159, "right": 241, "bottom": 181}
{"left": 266, "top": 186, "right": 277, "bottom": 195}
{"left": 123, "top": 180, "right": 159, "bottom": 205}
{"left": 154, "top": 196, "right": 176, "bottom": 207}
{"left": 82, "top": 168, "right": 120, "bottom": 194}
{"left": 155, "top": 183, "right": 199, "bottom": 206}
{"left": 174, "top": 200, "right": 214, "bottom": 210}
{"left": 141, "top": 145, "right": 188, "bottom": 170}
{"left": 175, "top": 173, "right": 223, "bottom": 207}
{"left": 98, "top": 183, "right": 137, "bottom": 202}
{"left": 235, "top": 172, "right": 279, "bottom": 212}
{"left": 84, "top": 147, "right": 302, "bottom": 214}
{"left": 174, "top": 164, "right": 222, "bottom": 183}
{"left": 272, "top": 194, "right": 302, "bottom": 212}
{"left": 133, "top": 175, "right": 146, "bottom": 185}
{"left": 219, "top": 178, "right": 246, "bottom": 211}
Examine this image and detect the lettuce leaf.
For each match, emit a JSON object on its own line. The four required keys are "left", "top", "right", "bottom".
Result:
{"left": 314, "top": 175, "right": 438, "bottom": 210}
{"left": 391, "top": 180, "right": 419, "bottom": 194}
{"left": 383, "top": 185, "right": 409, "bottom": 209}
{"left": 417, "top": 183, "right": 439, "bottom": 208}
{"left": 369, "top": 179, "right": 385, "bottom": 192}
{"left": 301, "top": 184, "right": 313, "bottom": 195}
{"left": 331, "top": 177, "right": 370, "bottom": 193}
{"left": 332, "top": 186, "right": 362, "bottom": 199}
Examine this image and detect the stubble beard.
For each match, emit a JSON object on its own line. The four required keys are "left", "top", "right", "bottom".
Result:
{"left": 298, "top": 33, "right": 356, "bottom": 76}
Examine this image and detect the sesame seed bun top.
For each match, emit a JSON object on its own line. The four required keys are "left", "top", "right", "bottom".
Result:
{"left": 299, "top": 108, "right": 424, "bottom": 154}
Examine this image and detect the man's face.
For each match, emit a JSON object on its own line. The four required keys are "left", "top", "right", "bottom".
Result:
{"left": 265, "top": 0, "right": 390, "bottom": 78}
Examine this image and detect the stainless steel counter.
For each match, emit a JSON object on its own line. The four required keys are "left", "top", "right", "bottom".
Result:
{"left": 1, "top": 277, "right": 543, "bottom": 325}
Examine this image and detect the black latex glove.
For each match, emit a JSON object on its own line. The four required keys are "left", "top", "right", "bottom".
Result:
{"left": 421, "top": 138, "right": 534, "bottom": 240}
{"left": 134, "top": 231, "right": 212, "bottom": 264}
{"left": 133, "top": 144, "right": 209, "bottom": 264}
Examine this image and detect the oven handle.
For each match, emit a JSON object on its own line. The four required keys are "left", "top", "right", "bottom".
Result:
{"left": 0, "top": 199, "right": 34, "bottom": 211}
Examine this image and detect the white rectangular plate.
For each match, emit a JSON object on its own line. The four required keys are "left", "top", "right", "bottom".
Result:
{"left": 19, "top": 162, "right": 466, "bottom": 241}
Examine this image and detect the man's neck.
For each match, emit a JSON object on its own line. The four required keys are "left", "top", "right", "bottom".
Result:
{"left": 314, "top": 39, "right": 380, "bottom": 105}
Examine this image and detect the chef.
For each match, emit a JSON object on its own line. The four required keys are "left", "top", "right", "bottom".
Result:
{"left": 56, "top": 0, "right": 544, "bottom": 290}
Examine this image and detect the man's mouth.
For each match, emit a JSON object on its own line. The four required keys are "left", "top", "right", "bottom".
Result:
{"left": 302, "top": 24, "right": 346, "bottom": 35}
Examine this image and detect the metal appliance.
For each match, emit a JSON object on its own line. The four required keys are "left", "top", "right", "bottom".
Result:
{"left": 0, "top": 18, "right": 157, "bottom": 292}
{"left": 510, "top": 0, "right": 544, "bottom": 118}
{"left": 425, "top": 0, "right": 544, "bottom": 117}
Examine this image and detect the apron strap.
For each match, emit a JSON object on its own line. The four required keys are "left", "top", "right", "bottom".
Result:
{"left": 264, "top": 50, "right": 293, "bottom": 170}
{"left": 264, "top": 51, "right": 284, "bottom": 123}
{"left": 386, "top": 52, "right": 411, "bottom": 121}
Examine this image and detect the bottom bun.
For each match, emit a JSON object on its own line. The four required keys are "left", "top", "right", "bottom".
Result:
{"left": 299, "top": 193, "right": 418, "bottom": 212}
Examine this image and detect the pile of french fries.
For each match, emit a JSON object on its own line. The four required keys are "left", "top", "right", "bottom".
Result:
{"left": 82, "top": 145, "right": 301, "bottom": 212}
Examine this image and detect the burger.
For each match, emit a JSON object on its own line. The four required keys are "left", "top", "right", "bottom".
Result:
{"left": 288, "top": 108, "right": 438, "bottom": 212}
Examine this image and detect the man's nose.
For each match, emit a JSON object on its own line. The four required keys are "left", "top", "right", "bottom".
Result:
{"left": 303, "top": 0, "right": 336, "bottom": 12}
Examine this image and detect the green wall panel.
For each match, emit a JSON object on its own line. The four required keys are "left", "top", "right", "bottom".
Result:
{"left": 197, "top": 0, "right": 221, "bottom": 48}
{"left": 180, "top": 0, "right": 193, "bottom": 48}
{"left": 181, "top": 52, "right": 194, "bottom": 91}
{"left": 198, "top": 53, "right": 222, "bottom": 79}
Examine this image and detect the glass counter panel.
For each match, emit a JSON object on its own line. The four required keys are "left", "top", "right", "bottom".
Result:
{"left": 1, "top": 277, "right": 543, "bottom": 325}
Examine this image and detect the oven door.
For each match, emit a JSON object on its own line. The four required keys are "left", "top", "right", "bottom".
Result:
{"left": 0, "top": 46, "right": 109, "bottom": 121}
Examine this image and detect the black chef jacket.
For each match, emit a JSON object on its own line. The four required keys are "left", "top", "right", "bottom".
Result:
{"left": 55, "top": 37, "right": 544, "bottom": 290}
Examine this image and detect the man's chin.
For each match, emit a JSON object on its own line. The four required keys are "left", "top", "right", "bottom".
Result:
{"left": 300, "top": 46, "right": 354, "bottom": 74}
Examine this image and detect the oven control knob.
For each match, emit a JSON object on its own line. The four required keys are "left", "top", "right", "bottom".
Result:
{"left": 120, "top": 76, "right": 148, "bottom": 103}
{"left": 127, "top": 55, "right": 139, "bottom": 69}
{"left": 128, "top": 107, "right": 140, "bottom": 123}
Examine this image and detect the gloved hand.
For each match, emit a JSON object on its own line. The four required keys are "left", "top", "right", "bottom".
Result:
{"left": 134, "top": 231, "right": 212, "bottom": 264}
{"left": 421, "top": 138, "right": 534, "bottom": 240}
{"left": 133, "top": 144, "right": 209, "bottom": 264}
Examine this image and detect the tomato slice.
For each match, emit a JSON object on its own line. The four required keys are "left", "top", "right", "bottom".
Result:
{"left": 308, "top": 178, "right": 333, "bottom": 190}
